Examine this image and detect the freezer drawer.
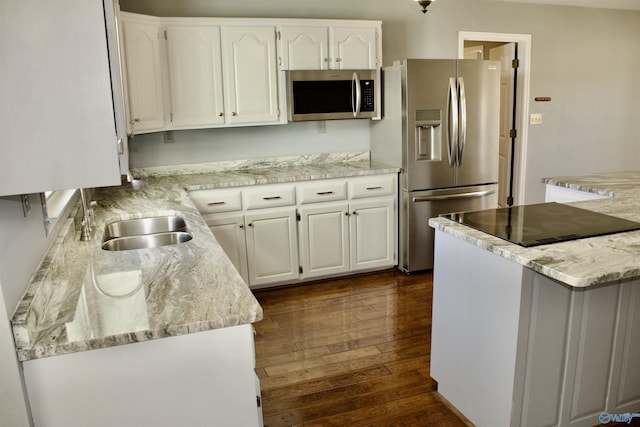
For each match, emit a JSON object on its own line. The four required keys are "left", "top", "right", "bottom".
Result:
{"left": 400, "top": 184, "right": 497, "bottom": 272}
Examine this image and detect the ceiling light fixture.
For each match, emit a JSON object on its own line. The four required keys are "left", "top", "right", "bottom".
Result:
{"left": 414, "top": 0, "right": 435, "bottom": 13}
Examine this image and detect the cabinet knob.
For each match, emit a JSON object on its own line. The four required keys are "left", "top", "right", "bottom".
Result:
{"left": 219, "top": 112, "right": 224, "bottom": 117}
{"left": 239, "top": 224, "right": 244, "bottom": 229}
{"left": 345, "top": 212, "right": 350, "bottom": 216}
{"left": 232, "top": 112, "right": 237, "bottom": 116}
{"left": 352, "top": 211, "right": 358, "bottom": 216}
{"left": 248, "top": 222, "right": 253, "bottom": 227}
{"left": 336, "top": 58, "right": 342, "bottom": 63}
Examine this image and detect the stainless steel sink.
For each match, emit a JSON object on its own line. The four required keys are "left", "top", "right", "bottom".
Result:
{"left": 102, "top": 231, "right": 193, "bottom": 251}
{"left": 101, "top": 215, "right": 192, "bottom": 251}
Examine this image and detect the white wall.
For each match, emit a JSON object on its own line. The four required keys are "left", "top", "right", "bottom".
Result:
{"left": 129, "top": 120, "right": 371, "bottom": 168}
{"left": 121, "top": 0, "right": 640, "bottom": 203}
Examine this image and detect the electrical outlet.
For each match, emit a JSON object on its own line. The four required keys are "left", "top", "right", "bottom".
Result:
{"left": 317, "top": 121, "right": 327, "bottom": 134}
{"left": 530, "top": 114, "right": 543, "bottom": 125}
{"left": 164, "top": 130, "right": 174, "bottom": 143}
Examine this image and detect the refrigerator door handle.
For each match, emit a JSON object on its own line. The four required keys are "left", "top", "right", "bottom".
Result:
{"left": 447, "top": 77, "right": 458, "bottom": 167}
{"left": 352, "top": 72, "right": 361, "bottom": 118}
{"left": 412, "top": 189, "right": 496, "bottom": 203}
{"left": 457, "top": 77, "right": 467, "bottom": 167}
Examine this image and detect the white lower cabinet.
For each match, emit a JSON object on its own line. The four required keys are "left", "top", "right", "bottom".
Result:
{"left": 23, "top": 325, "right": 262, "bottom": 427}
{"left": 298, "top": 203, "right": 350, "bottom": 279}
{"left": 245, "top": 208, "right": 299, "bottom": 286}
{"left": 349, "top": 198, "right": 396, "bottom": 271}
{"left": 192, "top": 173, "right": 397, "bottom": 288}
{"left": 204, "top": 212, "right": 249, "bottom": 283}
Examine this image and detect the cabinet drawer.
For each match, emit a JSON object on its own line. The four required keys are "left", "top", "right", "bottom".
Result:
{"left": 349, "top": 175, "right": 396, "bottom": 199}
{"left": 243, "top": 184, "right": 296, "bottom": 210}
{"left": 189, "top": 189, "right": 242, "bottom": 214}
{"left": 297, "top": 180, "right": 348, "bottom": 204}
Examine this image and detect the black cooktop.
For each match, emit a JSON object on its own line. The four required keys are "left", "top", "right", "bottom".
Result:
{"left": 443, "top": 202, "right": 640, "bottom": 247}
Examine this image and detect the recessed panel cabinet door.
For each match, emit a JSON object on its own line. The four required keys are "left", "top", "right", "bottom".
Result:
{"left": 349, "top": 198, "right": 395, "bottom": 271}
{"left": 206, "top": 213, "right": 249, "bottom": 284}
{"left": 222, "top": 25, "right": 280, "bottom": 125}
{"left": 298, "top": 203, "right": 350, "bottom": 279}
{"left": 279, "top": 26, "right": 329, "bottom": 70}
{"left": 0, "top": 0, "right": 121, "bottom": 196}
{"left": 121, "top": 16, "right": 166, "bottom": 134}
{"left": 245, "top": 208, "right": 299, "bottom": 287}
{"left": 166, "top": 25, "right": 225, "bottom": 128}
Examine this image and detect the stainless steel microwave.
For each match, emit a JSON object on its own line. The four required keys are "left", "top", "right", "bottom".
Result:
{"left": 286, "top": 69, "right": 380, "bottom": 122}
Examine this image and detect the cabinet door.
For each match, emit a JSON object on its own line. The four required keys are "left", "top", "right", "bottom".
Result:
{"left": 0, "top": 0, "right": 121, "bottom": 196}
{"left": 121, "top": 15, "right": 166, "bottom": 133}
{"left": 166, "top": 25, "right": 225, "bottom": 128}
{"left": 349, "top": 198, "right": 395, "bottom": 271}
{"left": 330, "top": 26, "right": 378, "bottom": 70}
{"left": 298, "top": 203, "right": 350, "bottom": 279}
{"left": 245, "top": 208, "right": 299, "bottom": 287}
{"left": 222, "top": 25, "right": 281, "bottom": 125}
{"left": 205, "top": 213, "right": 249, "bottom": 284}
{"left": 279, "top": 26, "right": 329, "bottom": 70}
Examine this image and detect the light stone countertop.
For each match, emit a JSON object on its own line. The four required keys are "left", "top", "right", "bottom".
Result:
{"left": 12, "top": 154, "right": 399, "bottom": 361}
{"left": 429, "top": 171, "right": 640, "bottom": 288}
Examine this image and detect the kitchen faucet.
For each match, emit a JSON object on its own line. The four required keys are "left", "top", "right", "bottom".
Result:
{"left": 79, "top": 188, "right": 97, "bottom": 241}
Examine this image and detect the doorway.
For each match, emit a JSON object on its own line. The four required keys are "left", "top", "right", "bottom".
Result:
{"left": 458, "top": 32, "right": 532, "bottom": 206}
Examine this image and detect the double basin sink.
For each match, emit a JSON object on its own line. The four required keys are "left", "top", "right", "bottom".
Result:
{"left": 101, "top": 215, "right": 193, "bottom": 251}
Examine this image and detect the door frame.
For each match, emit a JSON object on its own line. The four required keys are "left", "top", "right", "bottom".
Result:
{"left": 458, "top": 32, "right": 531, "bottom": 206}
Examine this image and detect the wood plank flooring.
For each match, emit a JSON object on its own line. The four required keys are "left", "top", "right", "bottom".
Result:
{"left": 253, "top": 269, "right": 471, "bottom": 427}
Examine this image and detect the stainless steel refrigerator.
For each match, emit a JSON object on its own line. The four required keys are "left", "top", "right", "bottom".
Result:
{"left": 371, "top": 59, "right": 500, "bottom": 272}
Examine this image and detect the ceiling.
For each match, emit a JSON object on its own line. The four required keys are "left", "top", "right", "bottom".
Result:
{"left": 490, "top": 0, "right": 640, "bottom": 10}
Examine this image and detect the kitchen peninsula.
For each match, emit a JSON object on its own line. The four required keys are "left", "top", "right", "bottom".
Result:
{"left": 11, "top": 153, "right": 398, "bottom": 427}
{"left": 428, "top": 172, "right": 640, "bottom": 427}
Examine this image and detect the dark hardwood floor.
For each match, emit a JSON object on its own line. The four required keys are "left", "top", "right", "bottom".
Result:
{"left": 253, "top": 269, "right": 471, "bottom": 427}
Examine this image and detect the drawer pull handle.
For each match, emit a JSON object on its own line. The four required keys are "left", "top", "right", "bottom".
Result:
{"left": 262, "top": 196, "right": 282, "bottom": 200}
{"left": 316, "top": 191, "right": 335, "bottom": 195}
{"left": 366, "top": 186, "right": 383, "bottom": 190}
{"left": 207, "top": 201, "right": 226, "bottom": 206}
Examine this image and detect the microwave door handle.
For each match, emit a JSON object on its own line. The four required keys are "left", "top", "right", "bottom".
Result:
{"left": 447, "top": 77, "right": 458, "bottom": 167}
{"left": 352, "top": 72, "right": 361, "bottom": 118}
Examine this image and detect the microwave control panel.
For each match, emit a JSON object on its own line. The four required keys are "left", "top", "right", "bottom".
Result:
{"left": 361, "top": 80, "right": 375, "bottom": 112}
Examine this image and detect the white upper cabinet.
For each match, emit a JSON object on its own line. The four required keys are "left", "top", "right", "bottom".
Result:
{"left": 120, "top": 14, "right": 166, "bottom": 134}
{"left": 221, "top": 25, "right": 281, "bottom": 125}
{"left": 165, "top": 25, "right": 225, "bottom": 128}
{"left": 118, "top": 15, "right": 382, "bottom": 134}
{"left": 279, "top": 26, "right": 330, "bottom": 70}
{"left": 331, "top": 26, "right": 378, "bottom": 70}
{"left": 279, "top": 21, "right": 382, "bottom": 70}
{"left": 0, "top": 0, "right": 121, "bottom": 196}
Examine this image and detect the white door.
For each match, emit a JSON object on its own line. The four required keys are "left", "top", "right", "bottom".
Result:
{"left": 206, "top": 212, "right": 249, "bottom": 284}
{"left": 165, "top": 25, "right": 225, "bottom": 128}
{"left": 121, "top": 16, "right": 166, "bottom": 133}
{"left": 349, "top": 199, "right": 395, "bottom": 271}
{"left": 222, "top": 25, "right": 281, "bottom": 125}
{"left": 298, "top": 203, "right": 350, "bottom": 279}
{"left": 330, "top": 27, "right": 377, "bottom": 70}
{"left": 490, "top": 43, "right": 517, "bottom": 207}
{"left": 279, "top": 26, "right": 329, "bottom": 70}
{"left": 245, "top": 208, "right": 299, "bottom": 287}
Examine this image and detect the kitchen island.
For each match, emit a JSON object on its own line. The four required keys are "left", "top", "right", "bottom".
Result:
{"left": 428, "top": 172, "right": 640, "bottom": 427}
{"left": 10, "top": 152, "right": 398, "bottom": 427}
